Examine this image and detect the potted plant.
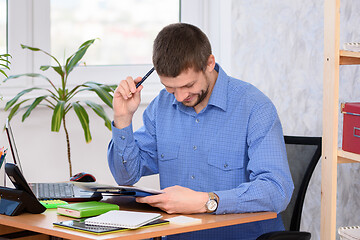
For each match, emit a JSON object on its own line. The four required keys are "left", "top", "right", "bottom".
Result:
{"left": 0, "top": 53, "right": 11, "bottom": 100}
{"left": 3, "top": 39, "right": 115, "bottom": 177}
{"left": 0, "top": 53, "right": 11, "bottom": 77}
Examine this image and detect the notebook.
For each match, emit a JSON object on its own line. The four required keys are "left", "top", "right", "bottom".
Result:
{"left": 57, "top": 201, "right": 119, "bottom": 218}
{"left": 338, "top": 226, "right": 360, "bottom": 240}
{"left": 84, "top": 210, "right": 162, "bottom": 229}
{"left": 53, "top": 218, "right": 169, "bottom": 235}
{"left": 5, "top": 118, "right": 101, "bottom": 201}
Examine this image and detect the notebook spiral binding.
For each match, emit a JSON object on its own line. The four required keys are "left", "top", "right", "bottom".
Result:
{"left": 338, "top": 226, "right": 360, "bottom": 240}
{"left": 341, "top": 226, "right": 360, "bottom": 230}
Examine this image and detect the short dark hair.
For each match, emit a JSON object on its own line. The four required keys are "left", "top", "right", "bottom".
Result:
{"left": 152, "top": 23, "right": 212, "bottom": 77}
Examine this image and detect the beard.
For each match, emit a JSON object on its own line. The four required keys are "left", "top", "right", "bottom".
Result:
{"left": 182, "top": 87, "right": 209, "bottom": 108}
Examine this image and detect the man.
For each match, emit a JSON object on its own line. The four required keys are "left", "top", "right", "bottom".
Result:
{"left": 108, "top": 23, "right": 294, "bottom": 239}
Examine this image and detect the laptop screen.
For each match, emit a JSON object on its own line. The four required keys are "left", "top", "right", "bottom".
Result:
{"left": 5, "top": 118, "right": 23, "bottom": 173}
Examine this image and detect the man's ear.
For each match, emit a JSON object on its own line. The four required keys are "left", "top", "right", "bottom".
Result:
{"left": 206, "top": 55, "right": 216, "bottom": 72}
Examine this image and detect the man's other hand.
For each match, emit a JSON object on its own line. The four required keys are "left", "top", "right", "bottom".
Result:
{"left": 136, "top": 185, "right": 209, "bottom": 214}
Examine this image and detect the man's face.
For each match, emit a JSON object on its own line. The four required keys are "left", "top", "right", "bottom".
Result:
{"left": 160, "top": 68, "right": 210, "bottom": 108}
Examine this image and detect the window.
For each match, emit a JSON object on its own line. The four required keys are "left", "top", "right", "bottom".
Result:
{"left": 50, "top": 0, "right": 180, "bottom": 66}
{"left": 0, "top": 0, "right": 6, "bottom": 54}
{"left": 3, "top": 0, "right": 231, "bottom": 104}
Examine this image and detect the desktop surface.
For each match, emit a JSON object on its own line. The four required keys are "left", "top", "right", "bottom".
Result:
{"left": 0, "top": 196, "right": 277, "bottom": 240}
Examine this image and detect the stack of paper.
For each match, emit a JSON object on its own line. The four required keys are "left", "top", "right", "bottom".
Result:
{"left": 338, "top": 226, "right": 360, "bottom": 240}
{"left": 343, "top": 43, "right": 360, "bottom": 52}
{"left": 84, "top": 210, "right": 162, "bottom": 229}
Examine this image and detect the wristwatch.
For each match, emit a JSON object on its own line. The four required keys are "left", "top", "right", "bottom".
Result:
{"left": 205, "top": 192, "right": 219, "bottom": 213}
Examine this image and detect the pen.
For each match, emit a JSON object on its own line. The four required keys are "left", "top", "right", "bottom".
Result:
{"left": 136, "top": 67, "right": 155, "bottom": 88}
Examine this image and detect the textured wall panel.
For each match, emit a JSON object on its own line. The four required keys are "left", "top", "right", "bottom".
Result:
{"left": 231, "top": 1, "right": 360, "bottom": 239}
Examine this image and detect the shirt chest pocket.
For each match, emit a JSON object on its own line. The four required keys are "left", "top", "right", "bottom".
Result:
{"left": 207, "top": 150, "right": 244, "bottom": 171}
{"left": 158, "top": 145, "right": 180, "bottom": 161}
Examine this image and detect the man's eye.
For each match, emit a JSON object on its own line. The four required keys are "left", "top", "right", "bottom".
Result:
{"left": 166, "top": 87, "right": 174, "bottom": 93}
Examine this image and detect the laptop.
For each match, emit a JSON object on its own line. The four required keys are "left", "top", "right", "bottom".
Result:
{"left": 4, "top": 119, "right": 102, "bottom": 201}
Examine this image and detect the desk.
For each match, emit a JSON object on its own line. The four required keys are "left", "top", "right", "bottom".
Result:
{"left": 0, "top": 196, "right": 276, "bottom": 240}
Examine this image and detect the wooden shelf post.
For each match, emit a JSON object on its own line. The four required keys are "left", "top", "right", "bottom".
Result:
{"left": 321, "top": 0, "right": 340, "bottom": 239}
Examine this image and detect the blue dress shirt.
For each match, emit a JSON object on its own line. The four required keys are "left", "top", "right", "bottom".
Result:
{"left": 108, "top": 64, "right": 294, "bottom": 240}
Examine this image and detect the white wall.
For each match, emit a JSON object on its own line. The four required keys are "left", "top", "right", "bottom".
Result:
{"left": 0, "top": 102, "right": 159, "bottom": 188}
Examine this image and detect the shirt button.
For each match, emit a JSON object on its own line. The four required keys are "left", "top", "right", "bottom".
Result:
{"left": 195, "top": 119, "right": 200, "bottom": 123}
{"left": 224, "top": 163, "right": 228, "bottom": 168}
{"left": 193, "top": 146, "right": 197, "bottom": 150}
{"left": 161, "top": 154, "right": 164, "bottom": 158}
{"left": 191, "top": 175, "right": 195, "bottom": 179}
{"left": 122, "top": 159, "right": 127, "bottom": 164}
{"left": 121, "top": 136, "right": 125, "bottom": 140}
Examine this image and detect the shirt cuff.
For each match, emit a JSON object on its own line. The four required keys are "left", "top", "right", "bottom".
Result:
{"left": 214, "top": 190, "right": 238, "bottom": 214}
{"left": 111, "top": 121, "right": 135, "bottom": 151}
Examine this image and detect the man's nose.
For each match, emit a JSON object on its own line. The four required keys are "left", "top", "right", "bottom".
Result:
{"left": 174, "top": 88, "right": 188, "bottom": 102}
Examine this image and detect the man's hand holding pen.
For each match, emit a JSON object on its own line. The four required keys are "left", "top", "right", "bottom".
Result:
{"left": 113, "top": 68, "right": 154, "bottom": 129}
{"left": 113, "top": 76, "right": 143, "bottom": 129}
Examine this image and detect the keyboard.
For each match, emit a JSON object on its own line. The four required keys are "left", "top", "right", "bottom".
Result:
{"left": 30, "top": 183, "right": 75, "bottom": 200}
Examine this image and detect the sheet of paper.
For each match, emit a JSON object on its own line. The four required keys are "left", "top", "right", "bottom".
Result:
{"left": 166, "top": 216, "right": 202, "bottom": 225}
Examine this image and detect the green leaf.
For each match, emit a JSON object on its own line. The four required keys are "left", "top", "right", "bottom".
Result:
{"left": 108, "top": 84, "right": 117, "bottom": 92}
{"left": 8, "top": 104, "right": 20, "bottom": 121}
{"left": 4, "top": 87, "right": 41, "bottom": 111}
{"left": 51, "top": 101, "right": 65, "bottom": 132}
{"left": 4, "top": 73, "right": 35, "bottom": 82}
{"left": 84, "top": 100, "right": 112, "bottom": 130}
{"left": 0, "top": 53, "right": 11, "bottom": 58}
{"left": 66, "top": 85, "right": 83, "bottom": 100}
{"left": 82, "top": 82, "right": 113, "bottom": 108}
{"left": 22, "top": 96, "right": 47, "bottom": 121}
{"left": 21, "top": 44, "right": 63, "bottom": 70}
{"left": 65, "top": 39, "right": 95, "bottom": 75}
{"left": 3, "top": 73, "right": 58, "bottom": 93}
{"left": 21, "top": 44, "right": 43, "bottom": 52}
{"left": 85, "top": 81, "right": 116, "bottom": 93}
{"left": 0, "top": 58, "right": 10, "bottom": 64}
{"left": 40, "top": 65, "right": 64, "bottom": 77}
{"left": 0, "top": 69, "right": 8, "bottom": 78}
{"left": 52, "top": 66, "right": 64, "bottom": 76}
{"left": 7, "top": 99, "right": 30, "bottom": 121}
{"left": 40, "top": 65, "right": 51, "bottom": 71}
{"left": 72, "top": 102, "right": 92, "bottom": 142}
{"left": 0, "top": 63, "right": 10, "bottom": 70}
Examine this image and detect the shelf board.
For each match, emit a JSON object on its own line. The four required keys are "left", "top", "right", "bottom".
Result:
{"left": 337, "top": 149, "right": 360, "bottom": 163}
{"left": 340, "top": 50, "right": 360, "bottom": 65}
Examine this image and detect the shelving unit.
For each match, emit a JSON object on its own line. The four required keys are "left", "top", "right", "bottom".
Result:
{"left": 340, "top": 50, "right": 360, "bottom": 65}
{"left": 321, "top": 0, "right": 360, "bottom": 239}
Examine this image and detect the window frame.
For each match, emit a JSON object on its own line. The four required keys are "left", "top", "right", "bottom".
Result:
{"left": 3, "top": 0, "right": 231, "bottom": 106}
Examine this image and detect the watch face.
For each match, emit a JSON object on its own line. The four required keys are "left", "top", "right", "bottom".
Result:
{"left": 207, "top": 200, "right": 218, "bottom": 211}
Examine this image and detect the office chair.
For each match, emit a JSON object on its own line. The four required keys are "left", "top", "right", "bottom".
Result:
{"left": 257, "top": 136, "right": 322, "bottom": 240}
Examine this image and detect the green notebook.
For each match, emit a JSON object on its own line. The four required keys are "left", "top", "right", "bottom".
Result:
{"left": 57, "top": 201, "right": 119, "bottom": 218}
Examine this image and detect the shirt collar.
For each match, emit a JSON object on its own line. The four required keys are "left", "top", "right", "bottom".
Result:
{"left": 172, "top": 63, "right": 228, "bottom": 112}
{"left": 207, "top": 63, "right": 228, "bottom": 112}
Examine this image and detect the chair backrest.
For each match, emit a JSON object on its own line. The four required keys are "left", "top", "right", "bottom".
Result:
{"left": 280, "top": 136, "right": 322, "bottom": 231}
